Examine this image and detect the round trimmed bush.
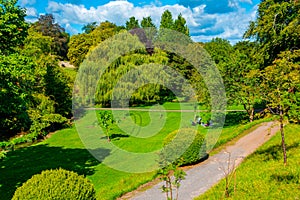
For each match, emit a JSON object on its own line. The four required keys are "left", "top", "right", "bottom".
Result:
{"left": 12, "top": 168, "right": 96, "bottom": 200}
{"left": 161, "top": 128, "right": 207, "bottom": 166}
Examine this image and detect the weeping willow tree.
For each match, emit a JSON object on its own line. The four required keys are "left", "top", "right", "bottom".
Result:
{"left": 73, "top": 30, "right": 212, "bottom": 109}
{"left": 95, "top": 49, "right": 182, "bottom": 106}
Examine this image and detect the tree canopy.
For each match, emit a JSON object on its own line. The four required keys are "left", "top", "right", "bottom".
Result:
{"left": 126, "top": 16, "right": 140, "bottom": 30}
{"left": 160, "top": 10, "right": 174, "bottom": 29}
{"left": 82, "top": 22, "right": 97, "bottom": 34}
{"left": 141, "top": 16, "right": 156, "bottom": 28}
{"left": 32, "top": 14, "right": 69, "bottom": 60}
{"left": 0, "top": 0, "right": 28, "bottom": 55}
{"left": 244, "top": 0, "right": 300, "bottom": 66}
{"left": 68, "top": 21, "right": 121, "bottom": 68}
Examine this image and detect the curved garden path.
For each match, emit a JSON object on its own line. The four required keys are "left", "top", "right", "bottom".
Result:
{"left": 120, "top": 121, "right": 279, "bottom": 200}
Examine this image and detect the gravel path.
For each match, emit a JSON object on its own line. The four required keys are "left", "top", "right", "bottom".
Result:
{"left": 126, "top": 121, "right": 279, "bottom": 200}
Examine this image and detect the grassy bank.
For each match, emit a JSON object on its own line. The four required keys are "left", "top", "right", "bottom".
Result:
{"left": 195, "top": 124, "right": 300, "bottom": 200}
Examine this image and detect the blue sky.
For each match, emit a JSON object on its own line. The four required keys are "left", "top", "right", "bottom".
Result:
{"left": 18, "top": 0, "right": 260, "bottom": 43}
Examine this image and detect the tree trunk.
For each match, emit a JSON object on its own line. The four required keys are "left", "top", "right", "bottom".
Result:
{"left": 106, "top": 129, "right": 111, "bottom": 142}
{"left": 279, "top": 107, "right": 287, "bottom": 165}
{"left": 249, "top": 107, "right": 254, "bottom": 122}
{"left": 243, "top": 104, "right": 254, "bottom": 122}
{"left": 168, "top": 176, "right": 173, "bottom": 200}
{"left": 165, "top": 180, "right": 169, "bottom": 200}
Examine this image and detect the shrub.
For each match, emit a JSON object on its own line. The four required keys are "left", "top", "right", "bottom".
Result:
{"left": 160, "top": 128, "right": 207, "bottom": 166}
{"left": 12, "top": 168, "right": 96, "bottom": 200}
{"left": 224, "top": 111, "right": 249, "bottom": 126}
{"left": 0, "top": 150, "right": 6, "bottom": 160}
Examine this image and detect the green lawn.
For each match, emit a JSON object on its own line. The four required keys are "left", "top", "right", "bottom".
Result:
{"left": 195, "top": 124, "right": 300, "bottom": 200}
{"left": 0, "top": 106, "right": 263, "bottom": 200}
{"left": 129, "top": 102, "right": 245, "bottom": 111}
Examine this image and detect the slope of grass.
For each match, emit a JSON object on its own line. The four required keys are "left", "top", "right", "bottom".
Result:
{"left": 195, "top": 124, "right": 300, "bottom": 200}
{"left": 213, "top": 118, "right": 273, "bottom": 150}
{"left": 0, "top": 107, "right": 268, "bottom": 200}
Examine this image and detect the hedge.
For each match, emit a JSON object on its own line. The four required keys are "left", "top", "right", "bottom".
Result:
{"left": 160, "top": 128, "right": 207, "bottom": 166}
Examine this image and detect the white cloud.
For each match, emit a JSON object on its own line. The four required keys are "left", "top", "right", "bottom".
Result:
{"left": 44, "top": 0, "right": 257, "bottom": 43}
{"left": 46, "top": 1, "right": 196, "bottom": 31}
{"left": 19, "top": 0, "right": 36, "bottom": 6}
{"left": 24, "top": 7, "right": 38, "bottom": 23}
{"left": 26, "top": 7, "right": 38, "bottom": 17}
{"left": 65, "top": 23, "right": 79, "bottom": 35}
{"left": 191, "top": 2, "right": 257, "bottom": 43}
{"left": 239, "top": 0, "right": 253, "bottom": 4}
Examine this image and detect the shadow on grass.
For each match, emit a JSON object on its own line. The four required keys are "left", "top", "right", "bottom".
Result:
{"left": 110, "top": 133, "right": 129, "bottom": 140}
{"left": 224, "top": 111, "right": 249, "bottom": 127}
{"left": 0, "top": 144, "right": 110, "bottom": 200}
{"left": 255, "top": 143, "right": 299, "bottom": 161}
{"left": 271, "top": 173, "right": 299, "bottom": 184}
{"left": 100, "top": 133, "right": 129, "bottom": 141}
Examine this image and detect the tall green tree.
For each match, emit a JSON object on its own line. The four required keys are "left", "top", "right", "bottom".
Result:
{"left": 204, "top": 39, "right": 264, "bottom": 122}
{"left": 82, "top": 22, "right": 97, "bottom": 34}
{"left": 157, "top": 11, "right": 191, "bottom": 42}
{"left": 160, "top": 10, "right": 174, "bottom": 29}
{"left": 141, "top": 16, "right": 156, "bottom": 28}
{"left": 174, "top": 14, "right": 189, "bottom": 36}
{"left": 228, "top": 41, "right": 263, "bottom": 122}
{"left": 261, "top": 50, "right": 300, "bottom": 165}
{"left": 33, "top": 14, "right": 69, "bottom": 60}
{"left": 157, "top": 10, "right": 175, "bottom": 42}
{"left": 125, "top": 16, "right": 140, "bottom": 30}
{"left": 140, "top": 16, "right": 157, "bottom": 54}
{"left": 244, "top": 0, "right": 300, "bottom": 66}
{"left": 243, "top": 0, "right": 300, "bottom": 165}
{"left": 0, "top": 0, "right": 29, "bottom": 55}
{"left": 0, "top": 54, "right": 35, "bottom": 133}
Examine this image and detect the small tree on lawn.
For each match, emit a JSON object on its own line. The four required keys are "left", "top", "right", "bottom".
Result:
{"left": 158, "top": 144, "right": 186, "bottom": 200}
{"left": 261, "top": 50, "right": 300, "bottom": 165}
{"left": 99, "top": 111, "right": 115, "bottom": 142}
{"left": 158, "top": 161, "right": 186, "bottom": 200}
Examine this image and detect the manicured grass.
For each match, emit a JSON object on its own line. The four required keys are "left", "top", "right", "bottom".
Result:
{"left": 195, "top": 124, "right": 300, "bottom": 200}
{"left": 0, "top": 106, "right": 263, "bottom": 200}
{"left": 130, "top": 102, "right": 245, "bottom": 111}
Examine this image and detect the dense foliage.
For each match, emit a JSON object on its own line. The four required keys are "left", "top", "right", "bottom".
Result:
{"left": 244, "top": 0, "right": 300, "bottom": 66}
{"left": 68, "top": 21, "right": 121, "bottom": 68}
{"left": 0, "top": 0, "right": 28, "bottom": 55}
{"left": 0, "top": 54, "right": 35, "bottom": 133}
{"left": 12, "top": 168, "right": 96, "bottom": 200}
{"left": 32, "top": 14, "right": 69, "bottom": 60}
{"left": 0, "top": 1, "right": 72, "bottom": 145}
{"left": 161, "top": 128, "right": 207, "bottom": 166}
